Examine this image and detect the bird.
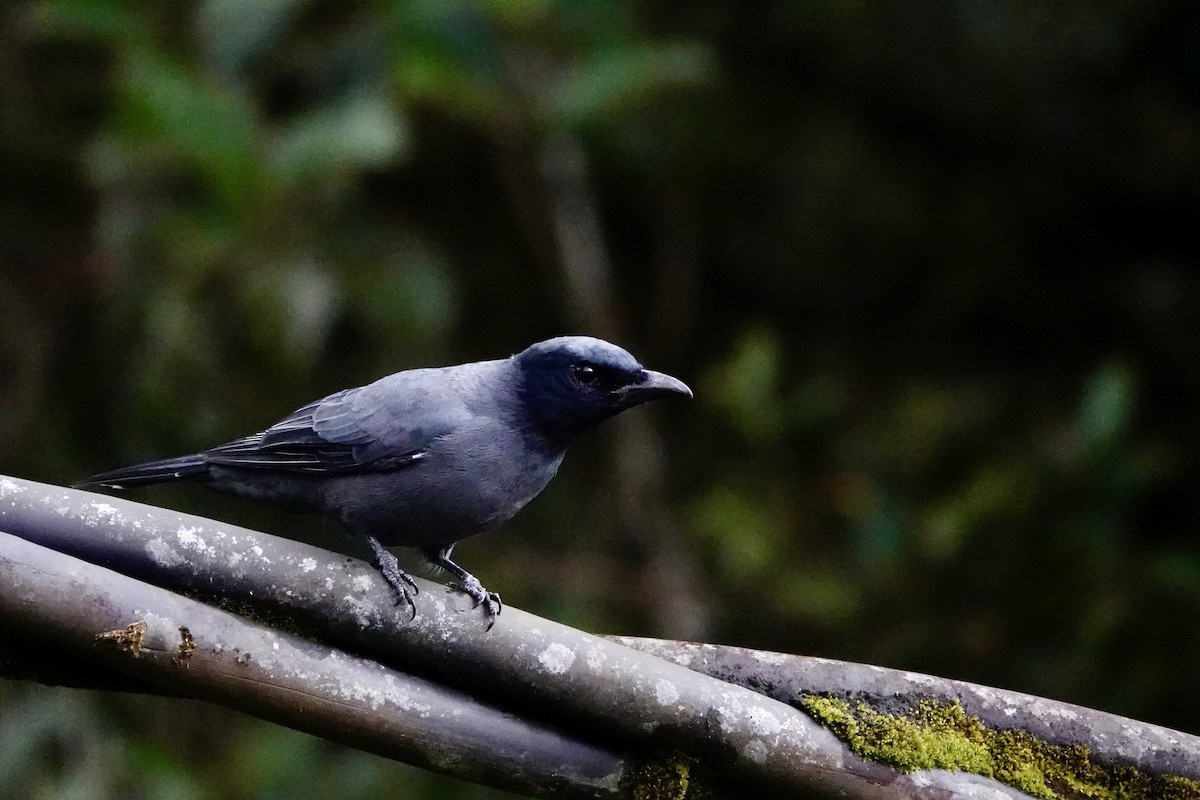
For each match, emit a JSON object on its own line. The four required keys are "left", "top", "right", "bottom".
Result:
{"left": 78, "top": 336, "right": 692, "bottom": 629}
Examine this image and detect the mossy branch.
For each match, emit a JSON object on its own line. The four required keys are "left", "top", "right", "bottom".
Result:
{"left": 1, "top": 475, "right": 1197, "bottom": 800}
{"left": 609, "top": 636, "right": 1200, "bottom": 799}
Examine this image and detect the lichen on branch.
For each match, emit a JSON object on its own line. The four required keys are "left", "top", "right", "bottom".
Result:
{"left": 799, "top": 693, "right": 1200, "bottom": 800}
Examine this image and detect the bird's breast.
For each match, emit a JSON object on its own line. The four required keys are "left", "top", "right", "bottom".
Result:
{"left": 325, "top": 431, "right": 565, "bottom": 547}
{"left": 488, "top": 450, "right": 565, "bottom": 524}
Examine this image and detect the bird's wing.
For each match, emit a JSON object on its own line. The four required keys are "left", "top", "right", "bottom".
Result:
{"left": 206, "top": 380, "right": 468, "bottom": 474}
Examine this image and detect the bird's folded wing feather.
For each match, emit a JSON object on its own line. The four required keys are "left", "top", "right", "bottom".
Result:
{"left": 206, "top": 383, "right": 465, "bottom": 473}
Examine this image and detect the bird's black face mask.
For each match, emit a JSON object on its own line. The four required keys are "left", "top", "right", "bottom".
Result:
{"left": 515, "top": 338, "right": 691, "bottom": 444}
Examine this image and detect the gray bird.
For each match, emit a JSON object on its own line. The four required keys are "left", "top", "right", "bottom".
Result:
{"left": 79, "top": 336, "right": 692, "bottom": 628}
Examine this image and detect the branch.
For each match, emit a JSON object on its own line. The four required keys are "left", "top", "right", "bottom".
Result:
{"left": 2, "top": 475, "right": 1196, "bottom": 799}
{"left": 0, "top": 477, "right": 893, "bottom": 798}
{"left": 0, "top": 532, "right": 621, "bottom": 799}
{"left": 607, "top": 637, "right": 1200, "bottom": 798}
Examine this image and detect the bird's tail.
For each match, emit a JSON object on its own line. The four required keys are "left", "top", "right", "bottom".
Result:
{"left": 75, "top": 454, "right": 211, "bottom": 490}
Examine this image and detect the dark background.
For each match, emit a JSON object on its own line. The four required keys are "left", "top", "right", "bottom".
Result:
{"left": 2, "top": 1, "right": 1199, "bottom": 797}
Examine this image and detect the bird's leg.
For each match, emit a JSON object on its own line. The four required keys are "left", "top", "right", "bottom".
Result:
{"left": 366, "top": 535, "right": 419, "bottom": 620}
{"left": 421, "top": 544, "right": 502, "bottom": 630}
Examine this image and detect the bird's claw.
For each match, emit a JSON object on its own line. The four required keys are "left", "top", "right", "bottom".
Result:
{"left": 371, "top": 542, "right": 419, "bottom": 621}
{"left": 383, "top": 571, "right": 419, "bottom": 620}
{"left": 391, "top": 580, "right": 418, "bottom": 620}
{"left": 452, "top": 576, "right": 502, "bottom": 630}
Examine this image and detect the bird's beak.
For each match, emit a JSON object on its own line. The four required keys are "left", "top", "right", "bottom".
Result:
{"left": 618, "top": 370, "right": 694, "bottom": 404}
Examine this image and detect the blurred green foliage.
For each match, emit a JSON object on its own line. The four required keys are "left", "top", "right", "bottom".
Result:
{"left": 3, "top": 0, "right": 1200, "bottom": 796}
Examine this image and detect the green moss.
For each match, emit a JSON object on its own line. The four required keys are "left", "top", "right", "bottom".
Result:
{"left": 799, "top": 693, "right": 1200, "bottom": 800}
{"left": 619, "top": 753, "right": 693, "bottom": 800}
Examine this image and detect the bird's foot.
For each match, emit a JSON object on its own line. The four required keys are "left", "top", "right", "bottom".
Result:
{"left": 379, "top": 560, "right": 419, "bottom": 620}
{"left": 421, "top": 544, "right": 500, "bottom": 631}
{"left": 452, "top": 575, "right": 502, "bottom": 631}
{"left": 367, "top": 536, "right": 419, "bottom": 620}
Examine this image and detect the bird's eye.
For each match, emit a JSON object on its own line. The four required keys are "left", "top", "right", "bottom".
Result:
{"left": 573, "top": 364, "right": 597, "bottom": 384}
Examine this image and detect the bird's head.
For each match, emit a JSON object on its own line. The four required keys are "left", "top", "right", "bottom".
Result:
{"left": 514, "top": 336, "right": 692, "bottom": 443}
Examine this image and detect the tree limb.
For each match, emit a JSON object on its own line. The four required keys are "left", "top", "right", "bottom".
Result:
{"left": 607, "top": 637, "right": 1200, "bottom": 796}
{"left": 3, "top": 475, "right": 1195, "bottom": 799}
{"left": 0, "top": 532, "right": 621, "bottom": 799}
